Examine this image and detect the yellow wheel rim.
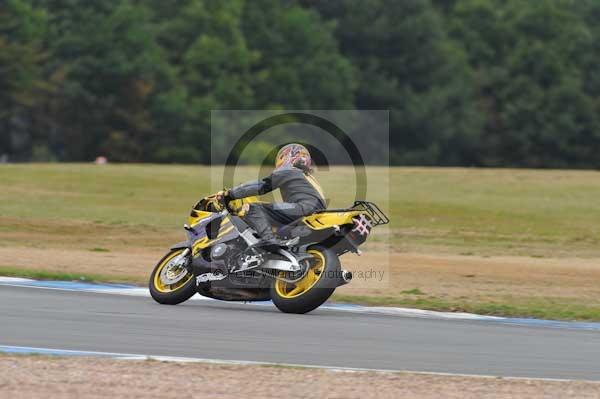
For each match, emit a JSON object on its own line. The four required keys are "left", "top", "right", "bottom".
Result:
{"left": 274, "top": 250, "right": 325, "bottom": 299}
{"left": 153, "top": 249, "right": 193, "bottom": 293}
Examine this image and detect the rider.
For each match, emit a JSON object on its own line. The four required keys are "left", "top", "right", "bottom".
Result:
{"left": 222, "top": 143, "right": 326, "bottom": 247}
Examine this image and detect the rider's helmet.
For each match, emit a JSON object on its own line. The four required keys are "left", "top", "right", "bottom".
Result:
{"left": 275, "top": 143, "right": 312, "bottom": 173}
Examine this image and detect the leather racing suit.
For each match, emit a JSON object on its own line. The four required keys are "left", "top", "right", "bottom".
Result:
{"left": 229, "top": 167, "right": 326, "bottom": 242}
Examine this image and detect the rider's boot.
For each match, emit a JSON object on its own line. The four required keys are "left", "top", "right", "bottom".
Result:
{"left": 244, "top": 207, "right": 285, "bottom": 250}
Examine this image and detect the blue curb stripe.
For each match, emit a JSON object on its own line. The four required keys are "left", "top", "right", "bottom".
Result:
{"left": 0, "top": 345, "right": 133, "bottom": 358}
{"left": 7, "top": 280, "right": 137, "bottom": 290}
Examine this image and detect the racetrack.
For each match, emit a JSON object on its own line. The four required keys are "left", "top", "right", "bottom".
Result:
{"left": 1, "top": 285, "right": 599, "bottom": 381}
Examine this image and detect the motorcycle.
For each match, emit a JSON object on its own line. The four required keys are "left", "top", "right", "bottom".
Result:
{"left": 149, "top": 193, "right": 388, "bottom": 314}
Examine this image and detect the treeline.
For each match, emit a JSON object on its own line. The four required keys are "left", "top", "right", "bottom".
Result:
{"left": 1, "top": 0, "right": 599, "bottom": 168}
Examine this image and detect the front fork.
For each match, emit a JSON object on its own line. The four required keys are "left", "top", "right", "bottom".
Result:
{"left": 180, "top": 248, "right": 191, "bottom": 257}
{"left": 177, "top": 248, "right": 192, "bottom": 273}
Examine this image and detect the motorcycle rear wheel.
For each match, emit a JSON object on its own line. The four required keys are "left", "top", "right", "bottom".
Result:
{"left": 270, "top": 246, "right": 340, "bottom": 314}
{"left": 149, "top": 248, "right": 196, "bottom": 305}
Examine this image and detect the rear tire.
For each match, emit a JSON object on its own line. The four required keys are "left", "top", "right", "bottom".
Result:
{"left": 149, "top": 249, "right": 196, "bottom": 305}
{"left": 270, "top": 246, "right": 340, "bottom": 314}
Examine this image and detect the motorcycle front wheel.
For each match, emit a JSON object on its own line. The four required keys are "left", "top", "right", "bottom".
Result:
{"left": 149, "top": 248, "right": 196, "bottom": 305}
{"left": 270, "top": 246, "right": 340, "bottom": 314}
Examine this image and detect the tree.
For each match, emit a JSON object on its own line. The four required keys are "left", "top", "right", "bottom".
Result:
{"left": 0, "top": 0, "right": 48, "bottom": 160}
{"left": 445, "top": 0, "right": 600, "bottom": 167}
{"left": 33, "top": 0, "right": 176, "bottom": 162}
{"left": 2, "top": 0, "right": 600, "bottom": 167}
{"left": 242, "top": 0, "right": 355, "bottom": 109}
{"left": 141, "top": 0, "right": 258, "bottom": 162}
{"left": 302, "top": 0, "right": 483, "bottom": 165}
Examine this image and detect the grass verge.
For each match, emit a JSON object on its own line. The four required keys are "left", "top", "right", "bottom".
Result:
{"left": 332, "top": 294, "right": 600, "bottom": 321}
{"left": 0, "top": 266, "right": 139, "bottom": 285}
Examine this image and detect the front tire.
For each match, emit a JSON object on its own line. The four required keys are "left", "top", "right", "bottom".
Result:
{"left": 270, "top": 246, "right": 340, "bottom": 314}
{"left": 149, "top": 249, "right": 196, "bottom": 305}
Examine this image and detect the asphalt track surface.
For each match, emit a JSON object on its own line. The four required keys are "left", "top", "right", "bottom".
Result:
{"left": 1, "top": 285, "right": 600, "bottom": 381}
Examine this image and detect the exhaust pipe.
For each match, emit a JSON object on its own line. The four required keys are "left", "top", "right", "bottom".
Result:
{"left": 338, "top": 269, "right": 353, "bottom": 286}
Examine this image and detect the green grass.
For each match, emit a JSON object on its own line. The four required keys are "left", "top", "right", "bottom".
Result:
{"left": 1, "top": 164, "right": 599, "bottom": 255}
{"left": 0, "top": 266, "right": 139, "bottom": 285}
{"left": 394, "top": 168, "right": 600, "bottom": 256}
{"left": 0, "top": 163, "right": 205, "bottom": 227}
{"left": 400, "top": 288, "right": 426, "bottom": 296}
{"left": 89, "top": 247, "right": 110, "bottom": 252}
{"left": 332, "top": 294, "right": 600, "bottom": 321}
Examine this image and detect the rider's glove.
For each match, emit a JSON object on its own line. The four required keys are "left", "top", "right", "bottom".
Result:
{"left": 217, "top": 189, "right": 232, "bottom": 203}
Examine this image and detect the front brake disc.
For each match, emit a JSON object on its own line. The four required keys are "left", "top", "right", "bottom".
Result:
{"left": 159, "top": 256, "right": 189, "bottom": 285}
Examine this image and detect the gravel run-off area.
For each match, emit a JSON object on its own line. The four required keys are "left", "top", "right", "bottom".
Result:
{"left": 1, "top": 356, "right": 600, "bottom": 399}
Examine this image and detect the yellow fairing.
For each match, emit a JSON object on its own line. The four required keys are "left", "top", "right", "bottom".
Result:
{"left": 188, "top": 210, "right": 212, "bottom": 227}
{"left": 302, "top": 211, "right": 363, "bottom": 230}
{"left": 192, "top": 217, "right": 235, "bottom": 255}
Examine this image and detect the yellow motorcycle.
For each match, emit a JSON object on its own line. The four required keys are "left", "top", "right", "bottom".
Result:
{"left": 149, "top": 194, "right": 388, "bottom": 314}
